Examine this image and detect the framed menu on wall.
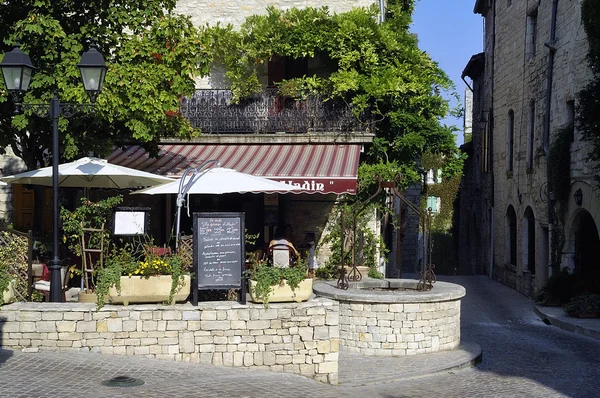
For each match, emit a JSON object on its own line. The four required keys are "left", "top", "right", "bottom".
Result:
{"left": 112, "top": 207, "right": 150, "bottom": 236}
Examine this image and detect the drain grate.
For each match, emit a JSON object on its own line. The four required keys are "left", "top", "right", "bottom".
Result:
{"left": 101, "top": 375, "right": 145, "bottom": 388}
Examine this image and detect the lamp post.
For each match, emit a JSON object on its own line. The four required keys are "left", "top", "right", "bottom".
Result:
{"left": 1, "top": 43, "right": 106, "bottom": 302}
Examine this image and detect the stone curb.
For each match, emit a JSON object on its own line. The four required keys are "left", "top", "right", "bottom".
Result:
{"left": 534, "top": 305, "right": 600, "bottom": 340}
{"left": 339, "top": 342, "right": 482, "bottom": 387}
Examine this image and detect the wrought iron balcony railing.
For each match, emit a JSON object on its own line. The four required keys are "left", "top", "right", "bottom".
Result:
{"left": 180, "top": 88, "right": 370, "bottom": 134}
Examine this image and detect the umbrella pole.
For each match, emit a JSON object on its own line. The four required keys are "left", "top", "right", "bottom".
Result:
{"left": 174, "top": 160, "right": 220, "bottom": 251}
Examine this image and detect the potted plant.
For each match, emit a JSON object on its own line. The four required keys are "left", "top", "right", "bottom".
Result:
{"left": 563, "top": 292, "right": 600, "bottom": 318}
{"left": 246, "top": 258, "right": 312, "bottom": 307}
{"left": 94, "top": 243, "right": 191, "bottom": 309}
{"left": 61, "top": 195, "right": 123, "bottom": 300}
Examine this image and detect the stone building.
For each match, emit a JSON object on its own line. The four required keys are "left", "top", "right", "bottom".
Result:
{"left": 458, "top": 0, "right": 600, "bottom": 297}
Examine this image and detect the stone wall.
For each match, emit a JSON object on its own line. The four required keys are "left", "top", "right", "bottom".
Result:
{"left": 339, "top": 300, "right": 461, "bottom": 356}
{"left": 0, "top": 299, "right": 340, "bottom": 384}
{"left": 313, "top": 279, "right": 465, "bottom": 357}
{"left": 175, "top": 0, "right": 375, "bottom": 28}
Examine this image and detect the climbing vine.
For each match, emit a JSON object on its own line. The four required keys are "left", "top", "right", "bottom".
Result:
{"left": 208, "top": 0, "right": 461, "bottom": 198}
{"left": 577, "top": 0, "right": 600, "bottom": 184}
{"left": 421, "top": 151, "right": 465, "bottom": 231}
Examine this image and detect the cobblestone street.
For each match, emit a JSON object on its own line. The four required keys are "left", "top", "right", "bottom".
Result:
{"left": 1, "top": 275, "right": 599, "bottom": 397}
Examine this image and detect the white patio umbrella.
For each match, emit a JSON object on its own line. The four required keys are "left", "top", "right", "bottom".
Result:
{"left": 0, "top": 181, "right": 6, "bottom": 186}
{"left": 0, "top": 157, "right": 174, "bottom": 188}
{"left": 134, "top": 167, "right": 300, "bottom": 195}
{"left": 133, "top": 165, "right": 300, "bottom": 248}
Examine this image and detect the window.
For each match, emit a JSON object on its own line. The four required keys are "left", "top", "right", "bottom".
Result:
{"left": 507, "top": 109, "right": 514, "bottom": 172}
{"left": 526, "top": 9, "right": 538, "bottom": 59}
{"left": 507, "top": 206, "right": 517, "bottom": 265}
{"left": 427, "top": 196, "right": 441, "bottom": 213}
{"left": 507, "top": 0, "right": 512, "bottom": 6}
{"left": 527, "top": 100, "right": 535, "bottom": 169}
{"left": 524, "top": 207, "right": 536, "bottom": 274}
{"left": 481, "top": 116, "right": 490, "bottom": 173}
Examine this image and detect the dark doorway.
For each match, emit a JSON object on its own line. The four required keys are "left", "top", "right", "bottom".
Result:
{"left": 574, "top": 210, "right": 600, "bottom": 276}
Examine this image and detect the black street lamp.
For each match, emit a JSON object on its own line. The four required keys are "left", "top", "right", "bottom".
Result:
{"left": 1, "top": 43, "right": 106, "bottom": 302}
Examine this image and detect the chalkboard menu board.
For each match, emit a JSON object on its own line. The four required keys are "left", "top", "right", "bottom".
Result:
{"left": 192, "top": 212, "right": 246, "bottom": 305}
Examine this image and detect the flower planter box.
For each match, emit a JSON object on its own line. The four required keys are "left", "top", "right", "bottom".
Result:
{"left": 249, "top": 278, "right": 313, "bottom": 303}
{"left": 2, "top": 280, "right": 16, "bottom": 304}
{"left": 108, "top": 275, "right": 191, "bottom": 305}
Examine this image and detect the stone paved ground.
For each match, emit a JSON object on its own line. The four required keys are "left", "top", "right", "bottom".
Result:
{"left": 1, "top": 275, "right": 600, "bottom": 397}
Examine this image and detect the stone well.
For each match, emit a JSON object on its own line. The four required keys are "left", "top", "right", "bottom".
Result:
{"left": 313, "top": 279, "right": 466, "bottom": 356}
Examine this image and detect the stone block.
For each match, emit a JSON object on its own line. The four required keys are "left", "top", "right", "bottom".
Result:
{"left": 233, "top": 352, "right": 244, "bottom": 367}
{"left": 141, "top": 338, "right": 158, "bottom": 346}
{"left": 162, "top": 310, "right": 181, "bottom": 320}
{"left": 76, "top": 321, "right": 97, "bottom": 333}
{"left": 247, "top": 320, "right": 270, "bottom": 330}
{"left": 106, "top": 318, "right": 123, "bottom": 332}
{"left": 263, "top": 351, "right": 276, "bottom": 366}
{"left": 17, "top": 312, "right": 42, "bottom": 322}
{"left": 41, "top": 313, "right": 63, "bottom": 321}
{"left": 122, "top": 320, "right": 137, "bottom": 332}
{"left": 19, "top": 322, "right": 36, "bottom": 333}
{"left": 243, "top": 352, "right": 254, "bottom": 366}
{"left": 276, "top": 354, "right": 293, "bottom": 365}
{"left": 58, "top": 332, "right": 82, "bottom": 341}
{"left": 316, "top": 361, "right": 338, "bottom": 374}
{"left": 63, "top": 312, "right": 84, "bottom": 321}
{"left": 223, "top": 352, "right": 234, "bottom": 366}
{"left": 313, "top": 326, "right": 329, "bottom": 340}
{"left": 201, "top": 310, "right": 217, "bottom": 320}
{"left": 183, "top": 311, "right": 201, "bottom": 321}
{"left": 167, "top": 321, "right": 188, "bottom": 331}
{"left": 36, "top": 321, "right": 57, "bottom": 333}
{"left": 56, "top": 321, "right": 77, "bottom": 333}
{"left": 201, "top": 320, "right": 230, "bottom": 330}
{"left": 142, "top": 320, "right": 158, "bottom": 331}
{"left": 230, "top": 320, "right": 246, "bottom": 330}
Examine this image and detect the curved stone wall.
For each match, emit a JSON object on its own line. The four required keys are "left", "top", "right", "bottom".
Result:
{"left": 313, "top": 279, "right": 466, "bottom": 356}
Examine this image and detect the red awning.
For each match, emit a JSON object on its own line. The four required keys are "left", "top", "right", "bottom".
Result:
{"left": 107, "top": 144, "right": 361, "bottom": 194}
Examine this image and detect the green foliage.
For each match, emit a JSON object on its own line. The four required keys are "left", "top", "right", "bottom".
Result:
{"left": 0, "top": 232, "right": 28, "bottom": 305}
{"left": 367, "top": 267, "right": 384, "bottom": 279}
{"left": 207, "top": 5, "right": 461, "bottom": 198}
{"left": 245, "top": 261, "right": 308, "bottom": 307}
{"left": 95, "top": 242, "right": 188, "bottom": 309}
{"left": 318, "top": 203, "right": 388, "bottom": 279}
{"left": 60, "top": 195, "right": 123, "bottom": 258}
{"left": 0, "top": 1, "right": 210, "bottom": 170}
{"left": 422, "top": 151, "right": 465, "bottom": 231}
{"left": 578, "top": 0, "right": 600, "bottom": 184}
{"left": 563, "top": 292, "right": 600, "bottom": 317}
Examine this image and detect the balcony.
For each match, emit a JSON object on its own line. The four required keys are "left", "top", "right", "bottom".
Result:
{"left": 180, "top": 89, "right": 370, "bottom": 134}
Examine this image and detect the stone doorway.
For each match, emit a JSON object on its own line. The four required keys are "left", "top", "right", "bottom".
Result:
{"left": 573, "top": 209, "right": 600, "bottom": 276}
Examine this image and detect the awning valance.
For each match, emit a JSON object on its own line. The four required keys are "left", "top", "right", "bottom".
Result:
{"left": 107, "top": 144, "right": 361, "bottom": 194}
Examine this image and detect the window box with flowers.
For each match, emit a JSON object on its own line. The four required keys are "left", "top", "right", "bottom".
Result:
{"left": 94, "top": 244, "right": 191, "bottom": 309}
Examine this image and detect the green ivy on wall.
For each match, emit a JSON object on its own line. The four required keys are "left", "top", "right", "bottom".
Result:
{"left": 578, "top": 0, "right": 600, "bottom": 184}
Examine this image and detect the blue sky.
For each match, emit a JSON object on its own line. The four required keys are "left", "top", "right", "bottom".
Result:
{"left": 411, "top": 1, "right": 483, "bottom": 145}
